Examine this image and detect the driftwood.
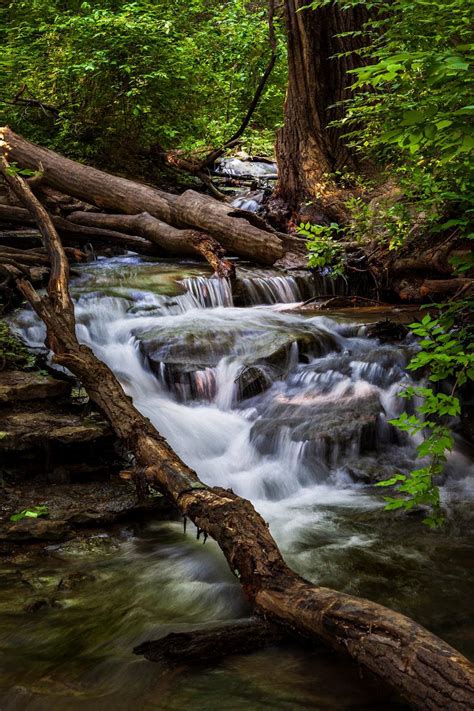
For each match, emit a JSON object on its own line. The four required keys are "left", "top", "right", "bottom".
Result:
{"left": 134, "top": 619, "right": 288, "bottom": 665}
{"left": 2, "top": 127, "right": 287, "bottom": 265}
{"left": 1, "top": 132, "right": 474, "bottom": 710}
{"left": 0, "top": 204, "right": 162, "bottom": 256}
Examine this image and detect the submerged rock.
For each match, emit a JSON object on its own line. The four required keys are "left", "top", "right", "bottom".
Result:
{"left": 1, "top": 519, "right": 70, "bottom": 542}
{"left": 250, "top": 392, "right": 386, "bottom": 475}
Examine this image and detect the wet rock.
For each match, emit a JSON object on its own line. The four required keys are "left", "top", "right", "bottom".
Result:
{"left": 0, "top": 411, "right": 111, "bottom": 451}
{"left": 138, "top": 319, "right": 338, "bottom": 400}
{"left": 250, "top": 393, "right": 383, "bottom": 470}
{"left": 365, "top": 320, "right": 409, "bottom": 343}
{"left": 0, "top": 519, "right": 70, "bottom": 542}
{"left": 0, "top": 371, "right": 71, "bottom": 404}
{"left": 0, "top": 481, "right": 175, "bottom": 539}
{"left": 236, "top": 365, "right": 271, "bottom": 401}
{"left": 23, "top": 597, "right": 60, "bottom": 612}
{"left": 57, "top": 571, "right": 95, "bottom": 590}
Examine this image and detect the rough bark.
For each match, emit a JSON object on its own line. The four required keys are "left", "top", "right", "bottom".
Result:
{"left": 1, "top": 127, "right": 285, "bottom": 265}
{"left": 276, "top": 1, "right": 368, "bottom": 216}
{"left": 134, "top": 619, "right": 288, "bottom": 664}
{"left": 1, "top": 137, "right": 473, "bottom": 710}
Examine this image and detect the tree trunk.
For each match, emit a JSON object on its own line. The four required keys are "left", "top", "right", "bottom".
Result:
{"left": 0, "top": 204, "right": 163, "bottom": 256}
{"left": 1, "top": 136, "right": 473, "bottom": 710}
{"left": 276, "top": 1, "right": 368, "bottom": 215}
{"left": 2, "top": 127, "right": 285, "bottom": 265}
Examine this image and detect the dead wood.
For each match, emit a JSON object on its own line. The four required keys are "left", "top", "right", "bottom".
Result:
{"left": 134, "top": 618, "right": 288, "bottom": 664}
{"left": 0, "top": 203, "right": 163, "bottom": 256}
{"left": 2, "top": 127, "right": 286, "bottom": 264}
{"left": 397, "top": 278, "right": 473, "bottom": 302}
{"left": 1, "top": 131, "right": 473, "bottom": 710}
{"left": 67, "top": 211, "right": 235, "bottom": 277}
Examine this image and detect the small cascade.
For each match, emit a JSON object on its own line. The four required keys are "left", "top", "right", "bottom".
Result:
{"left": 180, "top": 276, "right": 233, "bottom": 308}
{"left": 215, "top": 157, "right": 277, "bottom": 179}
{"left": 231, "top": 189, "right": 265, "bottom": 213}
{"left": 11, "top": 253, "right": 473, "bottom": 537}
{"left": 240, "top": 274, "right": 306, "bottom": 304}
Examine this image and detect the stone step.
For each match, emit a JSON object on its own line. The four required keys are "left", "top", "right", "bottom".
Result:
{"left": 0, "top": 371, "right": 71, "bottom": 404}
{"left": 0, "top": 409, "right": 111, "bottom": 450}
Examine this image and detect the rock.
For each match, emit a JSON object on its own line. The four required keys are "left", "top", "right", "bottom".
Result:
{"left": 0, "top": 519, "right": 70, "bottom": 541}
{"left": 57, "top": 571, "right": 95, "bottom": 590}
{"left": 0, "top": 411, "right": 111, "bottom": 451}
{"left": 250, "top": 392, "right": 383, "bottom": 470}
{"left": 0, "top": 370, "right": 71, "bottom": 404}
{"left": 365, "top": 320, "right": 409, "bottom": 343}
{"left": 137, "top": 318, "right": 338, "bottom": 400}
{"left": 23, "top": 597, "right": 56, "bottom": 613}
{"left": 236, "top": 365, "right": 271, "bottom": 401}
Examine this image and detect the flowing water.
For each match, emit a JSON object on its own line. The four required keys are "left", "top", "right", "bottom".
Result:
{"left": 3, "top": 255, "right": 474, "bottom": 710}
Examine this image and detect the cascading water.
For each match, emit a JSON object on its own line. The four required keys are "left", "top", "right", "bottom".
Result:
{"left": 5, "top": 254, "right": 474, "bottom": 710}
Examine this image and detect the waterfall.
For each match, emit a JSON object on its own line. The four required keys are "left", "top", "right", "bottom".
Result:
{"left": 180, "top": 276, "right": 233, "bottom": 308}
{"left": 11, "top": 254, "right": 474, "bottom": 543}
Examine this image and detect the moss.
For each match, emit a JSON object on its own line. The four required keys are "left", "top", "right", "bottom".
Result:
{"left": 0, "top": 320, "right": 35, "bottom": 371}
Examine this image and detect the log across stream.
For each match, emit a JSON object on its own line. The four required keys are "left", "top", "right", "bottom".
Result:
{"left": 3, "top": 255, "right": 474, "bottom": 709}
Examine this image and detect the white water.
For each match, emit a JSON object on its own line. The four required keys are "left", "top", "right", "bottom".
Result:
{"left": 12, "top": 256, "right": 474, "bottom": 599}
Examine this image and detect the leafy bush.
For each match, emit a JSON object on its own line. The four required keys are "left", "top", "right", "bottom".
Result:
{"left": 10, "top": 505, "right": 49, "bottom": 522}
{"left": 297, "top": 222, "right": 345, "bottom": 276}
{"left": 311, "top": 0, "right": 474, "bottom": 240}
{"left": 378, "top": 301, "right": 473, "bottom": 526}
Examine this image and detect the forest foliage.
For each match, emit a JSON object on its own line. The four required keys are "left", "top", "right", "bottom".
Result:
{"left": 0, "top": 0, "right": 286, "bottom": 173}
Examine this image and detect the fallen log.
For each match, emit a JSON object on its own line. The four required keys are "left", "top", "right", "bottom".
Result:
{"left": 0, "top": 204, "right": 162, "bottom": 256}
{"left": 67, "top": 210, "right": 235, "bottom": 278}
{"left": 0, "top": 204, "right": 233, "bottom": 276}
{"left": 134, "top": 618, "right": 288, "bottom": 664}
{"left": 2, "top": 127, "right": 285, "bottom": 264}
{"left": 1, "top": 141, "right": 473, "bottom": 710}
{"left": 0, "top": 244, "right": 86, "bottom": 265}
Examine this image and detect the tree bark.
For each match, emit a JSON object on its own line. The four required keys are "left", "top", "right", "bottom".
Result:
{"left": 0, "top": 203, "right": 234, "bottom": 277}
{"left": 1, "top": 127, "right": 285, "bottom": 265}
{"left": 1, "top": 143, "right": 473, "bottom": 710}
{"left": 276, "top": 1, "right": 368, "bottom": 215}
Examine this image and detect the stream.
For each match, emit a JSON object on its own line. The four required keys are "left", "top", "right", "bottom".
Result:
{"left": 2, "top": 255, "right": 474, "bottom": 710}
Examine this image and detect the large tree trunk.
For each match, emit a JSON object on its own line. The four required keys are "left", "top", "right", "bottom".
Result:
{"left": 1, "top": 134, "right": 473, "bottom": 710}
{"left": 276, "top": 1, "right": 368, "bottom": 215}
{"left": 2, "top": 127, "right": 286, "bottom": 265}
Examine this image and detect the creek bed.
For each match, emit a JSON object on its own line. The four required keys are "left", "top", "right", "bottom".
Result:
{"left": 3, "top": 255, "right": 473, "bottom": 709}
